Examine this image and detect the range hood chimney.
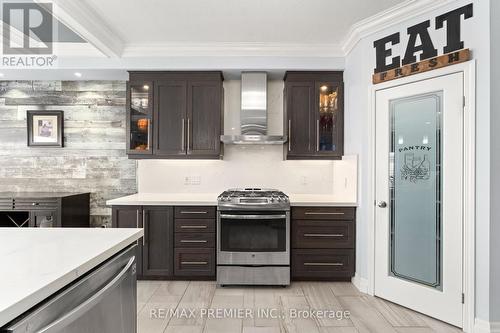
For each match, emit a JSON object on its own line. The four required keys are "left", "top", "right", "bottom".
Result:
{"left": 221, "top": 72, "right": 287, "bottom": 145}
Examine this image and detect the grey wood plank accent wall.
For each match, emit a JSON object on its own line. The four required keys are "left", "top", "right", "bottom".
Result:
{"left": 0, "top": 80, "right": 137, "bottom": 227}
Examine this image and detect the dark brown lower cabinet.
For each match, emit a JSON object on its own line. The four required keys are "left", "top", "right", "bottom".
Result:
{"left": 142, "top": 206, "right": 174, "bottom": 278}
{"left": 112, "top": 205, "right": 143, "bottom": 277}
{"left": 0, "top": 193, "right": 90, "bottom": 228}
{"left": 292, "top": 249, "right": 355, "bottom": 281}
{"left": 174, "top": 248, "right": 216, "bottom": 278}
{"left": 112, "top": 205, "right": 216, "bottom": 280}
{"left": 291, "top": 206, "right": 356, "bottom": 281}
{"left": 174, "top": 210, "right": 216, "bottom": 279}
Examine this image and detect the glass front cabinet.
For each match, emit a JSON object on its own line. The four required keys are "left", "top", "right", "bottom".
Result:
{"left": 127, "top": 81, "right": 153, "bottom": 154}
{"left": 126, "top": 72, "right": 224, "bottom": 159}
{"left": 284, "top": 71, "right": 344, "bottom": 160}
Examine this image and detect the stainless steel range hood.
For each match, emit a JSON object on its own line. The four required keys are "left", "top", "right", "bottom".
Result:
{"left": 221, "top": 72, "right": 287, "bottom": 145}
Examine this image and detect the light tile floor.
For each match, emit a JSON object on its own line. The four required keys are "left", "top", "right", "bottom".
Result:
{"left": 137, "top": 281, "right": 462, "bottom": 333}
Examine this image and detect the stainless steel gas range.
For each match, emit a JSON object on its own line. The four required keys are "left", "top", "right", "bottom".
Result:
{"left": 217, "top": 188, "right": 290, "bottom": 286}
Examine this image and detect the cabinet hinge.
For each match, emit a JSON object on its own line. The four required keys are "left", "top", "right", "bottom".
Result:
{"left": 462, "top": 293, "right": 465, "bottom": 304}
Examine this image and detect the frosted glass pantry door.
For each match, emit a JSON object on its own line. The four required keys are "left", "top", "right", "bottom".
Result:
{"left": 375, "top": 73, "right": 463, "bottom": 327}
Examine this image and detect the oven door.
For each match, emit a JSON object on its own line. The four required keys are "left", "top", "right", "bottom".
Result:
{"left": 217, "top": 211, "right": 290, "bottom": 265}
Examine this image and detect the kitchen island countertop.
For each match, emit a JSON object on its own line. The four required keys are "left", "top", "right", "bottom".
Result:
{"left": 0, "top": 228, "right": 143, "bottom": 327}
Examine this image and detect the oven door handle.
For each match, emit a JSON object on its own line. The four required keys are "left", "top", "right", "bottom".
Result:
{"left": 219, "top": 214, "right": 286, "bottom": 219}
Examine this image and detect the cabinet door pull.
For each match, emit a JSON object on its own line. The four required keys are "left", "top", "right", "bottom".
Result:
{"left": 303, "top": 262, "right": 344, "bottom": 266}
{"left": 142, "top": 210, "right": 146, "bottom": 246}
{"left": 180, "top": 211, "right": 207, "bottom": 214}
{"left": 181, "top": 261, "right": 207, "bottom": 265}
{"left": 316, "top": 119, "right": 320, "bottom": 151}
{"left": 180, "top": 240, "right": 207, "bottom": 243}
{"left": 187, "top": 118, "right": 190, "bottom": 152}
{"left": 32, "top": 202, "right": 39, "bottom": 206}
{"left": 303, "top": 233, "right": 344, "bottom": 238}
{"left": 136, "top": 210, "right": 139, "bottom": 228}
{"left": 181, "top": 118, "right": 185, "bottom": 152}
{"left": 304, "top": 212, "right": 345, "bottom": 215}
{"left": 288, "top": 119, "right": 292, "bottom": 152}
{"left": 180, "top": 225, "right": 207, "bottom": 229}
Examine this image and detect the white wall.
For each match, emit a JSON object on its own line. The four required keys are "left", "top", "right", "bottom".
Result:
{"left": 138, "top": 80, "right": 348, "bottom": 195}
{"left": 344, "top": 0, "right": 492, "bottom": 322}
{"left": 490, "top": 0, "right": 500, "bottom": 323}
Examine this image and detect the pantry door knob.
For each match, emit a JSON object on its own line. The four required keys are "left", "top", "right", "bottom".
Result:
{"left": 378, "top": 201, "right": 387, "bottom": 208}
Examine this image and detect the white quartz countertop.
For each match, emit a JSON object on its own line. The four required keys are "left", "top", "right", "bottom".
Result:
{"left": 287, "top": 194, "right": 357, "bottom": 207}
{"left": 0, "top": 228, "right": 143, "bottom": 327}
{"left": 107, "top": 193, "right": 219, "bottom": 206}
{"left": 106, "top": 193, "right": 357, "bottom": 207}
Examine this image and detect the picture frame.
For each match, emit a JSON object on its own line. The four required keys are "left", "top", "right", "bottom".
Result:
{"left": 27, "top": 111, "right": 64, "bottom": 147}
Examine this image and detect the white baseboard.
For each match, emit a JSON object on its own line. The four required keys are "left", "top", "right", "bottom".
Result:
{"left": 351, "top": 274, "right": 369, "bottom": 294}
{"left": 474, "top": 318, "right": 500, "bottom": 333}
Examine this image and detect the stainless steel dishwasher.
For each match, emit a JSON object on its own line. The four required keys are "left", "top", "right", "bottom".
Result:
{"left": 1, "top": 244, "right": 137, "bottom": 333}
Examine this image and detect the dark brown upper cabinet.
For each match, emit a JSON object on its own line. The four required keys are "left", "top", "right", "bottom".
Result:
{"left": 284, "top": 71, "right": 344, "bottom": 160}
{"left": 127, "top": 72, "right": 224, "bottom": 159}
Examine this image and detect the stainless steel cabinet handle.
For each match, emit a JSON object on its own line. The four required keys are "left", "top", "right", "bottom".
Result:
{"left": 136, "top": 210, "right": 139, "bottom": 229}
{"left": 147, "top": 119, "right": 151, "bottom": 150}
{"left": 181, "top": 261, "right": 207, "bottom": 265}
{"left": 180, "top": 240, "right": 207, "bottom": 243}
{"left": 220, "top": 214, "right": 286, "bottom": 219}
{"left": 316, "top": 119, "right": 320, "bottom": 151}
{"left": 37, "top": 256, "right": 135, "bottom": 333}
{"left": 180, "top": 225, "right": 207, "bottom": 229}
{"left": 303, "top": 233, "right": 344, "bottom": 238}
{"left": 303, "top": 262, "right": 344, "bottom": 266}
{"left": 288, "top": 119, "right": 292, "bottom": 151}
{"left": 180, "top": 211, "right": 207, "bottom": 214}
{"left": 181, "top": 118, "right": 185, "bottom": 151}
{"left": 304, "top": 212, "right": 345, "bottom": 215}
{"left": 187, "top": 118, "right": 190, "bottom": 152}
{"left": 142, "top": 210, "right": 146, "bottom": 246}
{"left": 32, "top": 202, "right": 39, "bottom": 206}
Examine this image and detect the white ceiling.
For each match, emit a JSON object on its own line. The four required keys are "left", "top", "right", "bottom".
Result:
{"left": 83, "top": 0, "right": 405, "bottom": 45}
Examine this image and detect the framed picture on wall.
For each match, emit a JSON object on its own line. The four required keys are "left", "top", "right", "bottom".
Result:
{"left": 27, "top": 111, "right": 64, "bottom": 147}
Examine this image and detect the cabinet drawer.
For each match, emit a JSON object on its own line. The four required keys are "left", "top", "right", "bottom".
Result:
{"left": 174, "top": 248, "right": 215, "bottom": 277}
{"left": 175, "top": 206, "right": 216, "bottom": 219}
{"left": 292, "top": 207, "right": 355, "bottom": 220}
{"left": 0, "top": 198, "right": 13, "bottom": 210}
{"left": 292, "top": 220, "right": 354, "bottom": 249}
{"left": 175, "top": 219, "right": 215, "bottom": 233}
{"left": 175, "top": 232, "right": 215, "bottom": 248}
{"left": 13, "top": 198, "right": 58, "bottom": 210}
{"left": 292, "top": 249, "right": 354, "bottom": 280}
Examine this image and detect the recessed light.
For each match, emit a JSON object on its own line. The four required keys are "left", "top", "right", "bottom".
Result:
{"left": 143, "top": 85, "right": 149, "bottom": 90}
{"left": 74, "top": 72, "right": 82, "bottom": 78}
{"left": 0, "top": 73, "right": 4, "bottom": 77}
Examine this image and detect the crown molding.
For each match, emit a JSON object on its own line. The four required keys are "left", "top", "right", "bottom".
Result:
{"left": 121, "top": 0, "right": 461, "bottom": 59}
{"left": 30, "top": 0, "right": 461, "bottom": 59}
{"left": 35, "top": 0, "right": 124, "bottom": 58}
{"left": 121, "top": 42, "right": 344, "bottom": 58}
{"left": 341, "top": 0, "right": 460, "bottom": 55}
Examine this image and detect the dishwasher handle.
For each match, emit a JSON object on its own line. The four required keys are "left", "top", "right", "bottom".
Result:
{"left": 37, "top": 256, "right": 135, "bottom": 333}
